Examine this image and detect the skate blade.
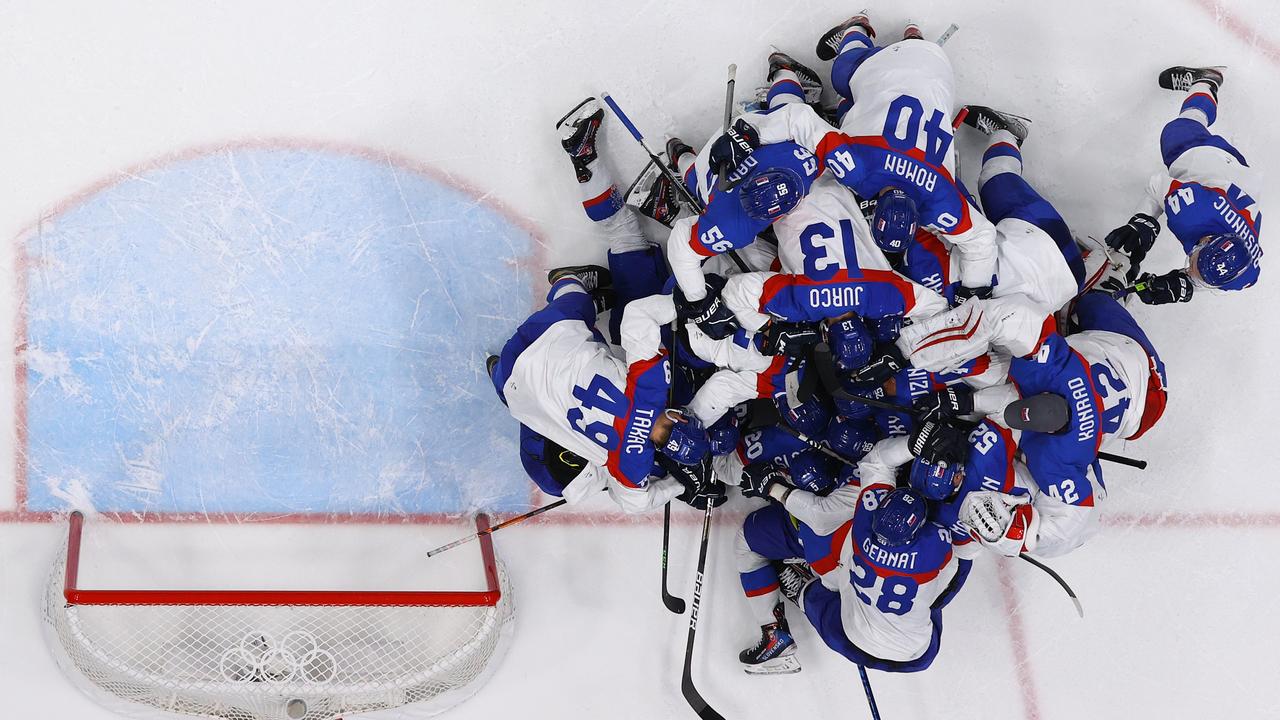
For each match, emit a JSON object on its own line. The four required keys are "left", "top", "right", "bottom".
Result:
{"left": 743, "top": 654, "right": 802, "bottom": 675}
{"left": 554, "top": 97, "right": 600, "bottom": 132}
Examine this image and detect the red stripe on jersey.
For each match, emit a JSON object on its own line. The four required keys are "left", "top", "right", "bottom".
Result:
{"left": 756, "top": 355, "right": 789, "bottom": 398}
{"left": 915, "top": 229, "right": 953, "bottom": 286}
{"left": 688, "top": 220, "right": 717, "bottom": 257}
{"left": 745, "top": 582, "right": 780, "bottom": 598}
{"left": 1022, "top": 314, "right": 1058, "bottom": 358}
{"left": 1128, "top": 357, "right": 1168, "bottom": 441}
{"left": 819, "top": 132, "right": 974, "bottom": 234}
{"left": 604, "top": 353, "right": 667, "bottom": 488}
{"left": 583, "top": 186, "right": 616, "bottom": 208}
{"left": 810, "top": 519, "right": 854, "bottom": 576}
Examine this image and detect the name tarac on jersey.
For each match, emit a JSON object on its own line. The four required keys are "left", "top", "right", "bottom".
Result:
{"left": 688, "top": 142, "right": 820, "bottom": 258}
{"left": 814, "top": 131, "right": 973, "bottom": 236}
{"left": 1009, "top": 330, "right": 1102, "bottom": 507}
{"left": 601, "top": 354, "right": 671, "bottom": 487}
{"left": 1164, "top": 180, "right": 1264, "bottom": 290}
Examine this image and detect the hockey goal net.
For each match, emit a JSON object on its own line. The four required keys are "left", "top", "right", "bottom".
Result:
{"left": 44, "top": 512, "right": 514, "bottom": 720}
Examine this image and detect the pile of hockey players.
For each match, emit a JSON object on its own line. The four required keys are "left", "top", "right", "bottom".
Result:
{"left": 486, "top": 12, "right": 1262, "bottom": 681}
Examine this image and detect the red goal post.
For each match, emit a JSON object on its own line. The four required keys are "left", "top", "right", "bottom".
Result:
{"left": 44, "top": 511, "right": 515, "bottom": 720}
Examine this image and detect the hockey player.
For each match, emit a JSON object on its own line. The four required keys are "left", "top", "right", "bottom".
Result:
{"left": 898, "top": 291, "right": 1168, "bottom": 555}
{"left": 877, "top": 106, "right": 1089, "bottom": 312}
{"left": 733, "top": 435, "right": 969, "bottom": 674}
{"left": 1102, "top": 66, "right": 1263, "bottom": 304}
{"left": 665, "top": 53, "right": 952, "bottom": 344}
{"left": 729, "top": 15, "right": 999, "bottom": 301}
{"left": 488, "top": 98, "right": 728, "bottom": 514}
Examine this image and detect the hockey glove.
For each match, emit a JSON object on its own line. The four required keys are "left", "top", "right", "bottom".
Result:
{"left": 959, "top": 490, "right": 1039, "bottom": 556}
{"left": 673, "top": 273, "right": 740, "bottom": 340}
{"left": 849, "top": 342, "right": 908, "bottom": 385}
{"left": 952, "top": 284, "right": 993, "bottom": 306}
{"left": 1104, "top": 213, "right": 1161, "bottom": 256}
{"left": 1134, "top": 270, "right": 1194, "bottom": 305}
{"left": 660, "top": 454, "right": 728, "bottom": 510}
{"left": 709, "top": 118, "right": 761, "bottom": 175}
{"left": 908, "top": 419, "right": 970, "bottom": 465}
{"left": 761, "top": 321, "right": 823, "bottom": 357}
{"left": 912, "top": 385, "right": 975, "bottom": 422}
{"left": 867, "top": 314, "right": 903, "bottom": 343}
{"left": 740, "top": 463, "right": 790, "bottom": 501}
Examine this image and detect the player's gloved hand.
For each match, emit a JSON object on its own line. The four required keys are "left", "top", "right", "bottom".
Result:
{"left": 761, "top": 321, "right": 823, "bottom": 357}
{"left": 1134, "top": 270, "right": 1194, "bottom": 305}
{"left": 867, "top": 314, "right": 903, "bottom": 343}
{"left": 1104, "top": 213, "right": 1161, "bottom": 255}
{"left": 709, "top": 118, "right": 761, "bottom": 174}
{"left": 673, "top": 273, "right": 740, "bottom": 340}
{"left": 740, "top": 463, "right": 790, "bottom": 501}
{"left": 960, "top": 490, "right": 1039, "bottom": 556}
{"left": 952, "top": 284, "right": 993, "bottom": 306}
{"left": 707, "top": 414, "right": 740, "bottom": 456}
{"left": 912, "top": 385, "right": 974, "bottom": 421}
{"left": 908, "top": 419, "right": 969, "bottom": 465}
{"left": 660, "top": 455, "right": 728, "bottom": 510}
{"left": 849, "top": 342, "right": 908, "bottom": 385}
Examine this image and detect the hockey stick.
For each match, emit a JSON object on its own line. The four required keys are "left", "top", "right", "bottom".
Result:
{"left": 715, "top": 64, "right": 739, "bottom": 192}
{"left": 600, "top": 91, "right": 749, "bottom": 273}
{"left": 681, "top": 499, "right": 725, "bottom": 720}
{"left": 425, "top": 498, "right": 568, "bottom": 557}
{"left": 810, "top": 343, "right": 1148, "bottom": 469}
{"left": 1019, "top": 553, "right": 1084, "bottom": 617}
{"left": 661, "top": 503, "right": 687, "bottom": 614}
{"left": 857, "top": 665, "right": 883, "bottom": 720}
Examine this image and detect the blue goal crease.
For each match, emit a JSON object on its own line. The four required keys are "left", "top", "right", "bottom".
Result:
{"left": 22, "top": 148, "right": 535, "bottom": 516}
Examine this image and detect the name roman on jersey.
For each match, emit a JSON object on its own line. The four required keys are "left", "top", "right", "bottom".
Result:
{"left": 1067, "top": 376, "right": 1096, "bottom": 443}
{"left": 883, "top": 155, "right": 937, "bottom": 193}
{"left": 625, "top": 407, "right": 657, "bottom": 455}
{"left": 860, "top": 537, "right": 920, "bottom": 570}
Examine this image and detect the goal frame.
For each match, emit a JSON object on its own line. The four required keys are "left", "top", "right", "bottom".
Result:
{"left": 60, "top": 510, "right": 502, "bottom": 607}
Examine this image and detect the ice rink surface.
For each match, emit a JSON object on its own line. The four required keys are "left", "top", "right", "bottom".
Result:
{"left": 2, "top": 1, "right": 1279, "bottom": 718}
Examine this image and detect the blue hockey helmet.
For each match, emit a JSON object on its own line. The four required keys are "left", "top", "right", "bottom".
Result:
{"left": 834, "top": 379, "right": 884, "bottom": 422}
{"left": 740, "top": 166, "right": 805, "bottom": 221}
{"left": 706, "top": 414, "right": 740, "bottom": 456}
{"left": 825, "top": 417, "right": 877, "bottom": 461}
{"left": 777, "top": 393, "right": 832, "bottom": 436}
{"left": 660, "top": 411, "right": 711, "bottom": 465}
{"left": 872, "top": 487, "right": 929, "bottom": 547}
{"left": 908, "top": 457, "right": 963, "bottom": 501}
{"left": 1192, "top": 233, "right": 1252, "bottom": 288}
{"left": 828, "top": 315, "right": 874, "bottom": 371}
{"left": 788, "top": 450, "right": 838, "bottom": 495}
{"left": 871, "top": 188, "right": 919, "bottom": 253}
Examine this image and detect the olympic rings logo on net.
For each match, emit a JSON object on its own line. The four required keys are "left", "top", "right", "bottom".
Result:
{"left": 219, "top": 631, "right": 338, "bottom": 684}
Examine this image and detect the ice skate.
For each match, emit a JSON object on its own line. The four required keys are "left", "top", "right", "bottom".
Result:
{"left": 962, "top": 105, "right": 1031, "bottom": 146}
{"left": 740, "top": 602, "right": 801, "bottom": 675}
{"left": 556, "top": 97, "right": 606, "bottom": 183}
{"left": 816, "top": 10, "right": 875, "bottom": 61}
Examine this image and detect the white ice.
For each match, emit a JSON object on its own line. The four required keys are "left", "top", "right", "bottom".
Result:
{"left": 2, "top": 1, "right": 1279, "bottom": 719}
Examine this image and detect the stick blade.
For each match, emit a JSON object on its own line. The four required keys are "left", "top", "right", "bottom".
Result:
{"left": 681, "top": 675, "right": 726, "bottom": 720}
{"left": 664, "top": 593, "right": 687, "bottom": 615}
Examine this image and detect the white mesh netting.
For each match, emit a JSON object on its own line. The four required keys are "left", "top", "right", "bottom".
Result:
{"left": 43, "top": 531, "right": 514, "bottom": 720}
